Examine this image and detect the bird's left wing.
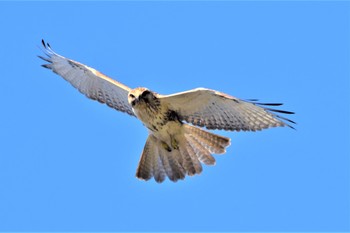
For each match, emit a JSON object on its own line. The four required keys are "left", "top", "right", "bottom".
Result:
{"left": 159, "top": 88, "right": 295, "bottom": 131}
{"left": 38, "top": 40, "right": 135, "bottom": 116}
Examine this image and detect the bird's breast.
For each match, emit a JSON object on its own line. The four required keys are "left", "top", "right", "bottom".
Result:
{"left": 133, "top": 103, "right": 182, "bottom": 133}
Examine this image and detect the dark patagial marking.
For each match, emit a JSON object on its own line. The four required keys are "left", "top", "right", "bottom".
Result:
{"left": 166, "top": 110, "right": 181, "bottom": 123}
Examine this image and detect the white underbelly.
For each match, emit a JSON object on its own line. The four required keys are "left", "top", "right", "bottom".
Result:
{"left": 151, "top": 121, "right": 183, "bottom": 143}
{"left": 133, "top": 105, "right": 183, "bottom": 146}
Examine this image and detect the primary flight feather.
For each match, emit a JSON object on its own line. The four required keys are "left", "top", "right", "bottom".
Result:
{"left": 39, "top": 40, "right": 295, "bottom": 183}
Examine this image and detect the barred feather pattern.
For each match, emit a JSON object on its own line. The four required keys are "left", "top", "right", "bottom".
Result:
{"left": 39, "top": 41, "right": 295, "bottom": 184}
{"left": 136, "top": 125, "right": 231, "bottom": 183}
{"left": 39, "top": 40, "right": 135, "bottom": 116}
{"left": 184, "top": 124, "right": 230, "bottom": 154}
{"left": 160, "top": 88, "right": 295, "bottom": 131}
{"left": 135, "top": 135, "right": 155, "bottom": 181}
{"left": 183, "top": 102, "right": 284, "bottom": 131}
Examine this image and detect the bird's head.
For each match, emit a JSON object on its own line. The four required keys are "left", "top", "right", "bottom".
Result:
{"left": 128, "top": 87, "right": 155, "bottom": 107}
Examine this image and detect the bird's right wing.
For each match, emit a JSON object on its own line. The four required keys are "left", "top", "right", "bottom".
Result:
{"left": 159, "top": 88, "right": 295, "bottom": 131}
{"left": 38, "top": 40, "right": 135, "bottom": 116}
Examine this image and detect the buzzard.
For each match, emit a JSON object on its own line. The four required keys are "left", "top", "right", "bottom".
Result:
{"left": 39, "top": 40, "right": 295, "bottom": 183}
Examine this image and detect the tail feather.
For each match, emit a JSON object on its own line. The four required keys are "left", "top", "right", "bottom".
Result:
{"left": 185, "top": 139, "right": 203, "bottom": 175}
{"left": 135, "top": 125, "right": 231, "bottom": 183}
{"left": 185, "top": 134, "right": 216, "bottom": 165}
{"left": 167, "top": 149, "right": 186, "bottom": 181}
{"left": 152, "top": 147, "right": 166, "bottom": 183}
{"left": 139, "top": 136, "right": 166, "bottom": 183}
{"left": 179, "top": 144, "right": 197, "bottom": 176}
{"left": 158, "top": 147, "right": 174, "bottom": 181}
{"left": 159, "top": 145, "right": 185, "bottom": 182}
{"left": 184, "top": 124, "right": 231, "bottom": 154}
{"left": 135, "top": 135, "right": 155, "bottom": 181}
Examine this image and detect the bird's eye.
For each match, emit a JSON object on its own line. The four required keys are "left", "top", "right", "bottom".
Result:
{"left": 129, "top": 94, "right": 135, "bottom": 99}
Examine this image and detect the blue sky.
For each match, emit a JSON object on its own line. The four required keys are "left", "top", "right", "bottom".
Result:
{"left": 0, "top": 1, "right": 349, "bottom": 231}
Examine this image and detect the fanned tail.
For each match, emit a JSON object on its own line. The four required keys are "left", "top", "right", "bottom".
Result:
{"left": 136, "top": 135, "right": 185, "bottom": 183}
{"left": 135, "top": 125, "right": 231, "bottom": 183}
{"left": 183, "top": 124, "right": 230, "bottom": 154}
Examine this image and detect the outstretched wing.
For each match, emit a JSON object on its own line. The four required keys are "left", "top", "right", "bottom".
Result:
{"left": 38, "top": 40, "right": 135, "bottom": 116}
{"left": 159, "top": 88, "right": 295, "bottom": 131}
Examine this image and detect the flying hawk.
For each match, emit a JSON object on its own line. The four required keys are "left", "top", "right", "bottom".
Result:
{"left": 39, "top": 40, "right": 295, "bottom": 183}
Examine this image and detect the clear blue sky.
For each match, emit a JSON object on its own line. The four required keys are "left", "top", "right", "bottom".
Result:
{"left": 0, "top": 1, "right": 349, "bottom": 231}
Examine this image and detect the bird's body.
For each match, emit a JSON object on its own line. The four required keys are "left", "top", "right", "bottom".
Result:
{"left": 129, "top": 88, "right": 183, "bottom": 150}
{"left": 127, "top": 87, "right": 231, "bottom": 182}
{"left": 39, "top": 40, "right": 295, "bottom": 183}
{"left": 129, "top": 88, "right": 169, "bottom": 134}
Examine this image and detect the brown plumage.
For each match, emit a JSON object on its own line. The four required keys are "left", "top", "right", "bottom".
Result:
{"left": 136, "top": 125, "right": 230, "bottom": 182}
{"left": 39, "top": 40, "right": 295, "bottom": 183}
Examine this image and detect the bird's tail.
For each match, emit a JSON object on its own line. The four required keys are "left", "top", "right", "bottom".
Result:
{"left": 136, "top": 125, "right": 231, "bottom": 183}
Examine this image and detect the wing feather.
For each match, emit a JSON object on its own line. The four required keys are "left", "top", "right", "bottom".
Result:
{"left": 39, "top": 40, "right": 135, "bottom": 116}
{"left": 159, "top": 88, "right": 295, "bottom": 131}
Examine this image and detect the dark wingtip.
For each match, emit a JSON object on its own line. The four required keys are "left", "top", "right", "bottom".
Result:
{"left": 277, "top": 114, "right": 296, "bottom": 124}
{"left": 41, "top": 39, "right": 46, "bottom": 48}
{"left": 38, "top": 55, "right": 52, "bottom": 63}
{"left": 41, "top": 64, "right": 51, "bottom": 69}
{"left": 285, "top": 118, "right": 297, "bottom": 124}
{"left": 287, "top": 124, "right": 296, "bottom": 130}
{"left": 275, "top": 113, "right": 297, "bottom": 130}
{"left": 41, "top": 39, "right": 52, "bottom": 49}
{"left": 248, "top": 98, "right": 296, "bottom": 128}
{"left": 267, "top": 108, "right": 295, "bottom": 115}
{"left": 257, "top": 103, "right": 283, "bottom": 106}
{"left": 247, "top": 99, "right": 284, "bottom": 106}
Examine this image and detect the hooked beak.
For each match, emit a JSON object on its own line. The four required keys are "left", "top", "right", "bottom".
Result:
{"left": 131, "top": 99, "right": 137, "bottom": 106}
{"left": 131, "top": 96, "right": 142, "bottom": 106}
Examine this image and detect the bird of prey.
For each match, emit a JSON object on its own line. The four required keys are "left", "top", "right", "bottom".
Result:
{"left": 39, "top": 40, "right": 295, "bottom": 183}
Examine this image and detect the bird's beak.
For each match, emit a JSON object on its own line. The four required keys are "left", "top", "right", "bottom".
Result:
{"left": 137, "top": 95, "right": 145, "bottom": 102}
{"left": 131, "top": 99, "right": 137, "bottom": 106}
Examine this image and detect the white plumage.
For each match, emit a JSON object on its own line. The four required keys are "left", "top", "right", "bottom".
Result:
{"left": 39, "top": 40, "right": 295, "bottom": 183}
